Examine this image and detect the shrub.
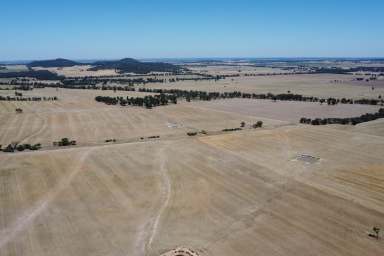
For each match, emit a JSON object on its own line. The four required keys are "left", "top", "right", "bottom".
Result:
{"left": 222, "top": 128, "right": 242, "bottom": 132}
{"left": 252, "top": 121, "right": 263, "bottom": 128}
{"left": 55, "top": 138, "right": 75, "bottom": 146}
{"left": 30, "top": 144, "right": 41, "bottom": 150}
{"left": 16, "top": 144, "right": 25, "bottom": 151}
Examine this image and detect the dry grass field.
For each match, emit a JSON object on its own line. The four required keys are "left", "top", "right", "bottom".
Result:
{"left": 0, "top": 71, "right": 383, "bottom": 256}
{"left": 32, "top": 65, "right": 119, "bottom": 77}
{"left": 142, "top": 74, "right": 384, "bottom": 99}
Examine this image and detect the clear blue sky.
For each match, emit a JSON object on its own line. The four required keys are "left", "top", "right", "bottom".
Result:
{"left": 1, "top": 0, "right": 383, "bottom": 60}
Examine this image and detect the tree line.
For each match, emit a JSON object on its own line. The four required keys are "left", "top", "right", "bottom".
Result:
{"left": 136, "top": 89, "right": 384, "bottom": 106}
{"left": 95, "top": 94, "right": 177, "bottom": 108}
{"left": 95, "top": 90, "right": 383, "bottom": 109}
{"left": 1, "top": 142, "right": 42, "bottom": 152}
{"left": 300, "top": 108, "right": 384, "bottom": 125}
{"left": 0, "top": 95, "right": 58, "bottom": 101}
{"left": 0, "top": 70, "right": 63, "bottom": 80}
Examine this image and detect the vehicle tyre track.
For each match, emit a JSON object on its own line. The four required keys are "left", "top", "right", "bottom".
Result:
{"left": 0, "top": 148, "right": 94, "bottom": 249}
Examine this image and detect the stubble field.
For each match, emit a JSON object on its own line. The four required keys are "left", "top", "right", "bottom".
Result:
{"left": 0, "top": 72, "right": 383, "bottom": 256}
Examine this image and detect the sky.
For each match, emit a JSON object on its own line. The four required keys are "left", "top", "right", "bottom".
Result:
{"left": 0, "top": 0, "right": 383, "bottom": 60}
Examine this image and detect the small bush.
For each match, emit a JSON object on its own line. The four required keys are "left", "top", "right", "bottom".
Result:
{"left": 222, "top": 128, "right": 242, "bottom": 132}
{"left": 16, "top": 144, "right": 25, "bottom": 151}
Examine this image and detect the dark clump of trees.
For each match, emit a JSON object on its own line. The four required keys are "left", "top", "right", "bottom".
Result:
{"left": 368, "top": 227, "right": 381, "bottom": 240}
{"left": 95, "top": 93, "right": 177, "bottom": 109}
{"left": 53, "top": 138, "right": 76, "bottom": 146}
{"left": 252, "top": 121, "right": 263, "bottom": 128}
{"left": 300, "top": 108, "right": 384, "bottom": 126}
{"left": 1, "top": 142, "right": 41, "bottom": 153}
{"left": 0, "top": 70, "right": 63, "bottom": 80}
{"left": 147, "top": 135, "right": 160, "bottom": 139}
{"left": 222, "top": 128, "right": 242, "bottom": 132}
{"left": 312, "top": 66, "right": 384, "bottom": 74}
{"left": 187, "top": 132, "right": 198, "bottom": 136}
{"left": 0, "top": 95, "right": 58, "bottom": 102}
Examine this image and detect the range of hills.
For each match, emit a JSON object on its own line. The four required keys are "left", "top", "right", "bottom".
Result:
{"left": 25, "top": 58, "right": 182, "bottom": 74}
{"left": 88, "top": 58, "right": 182, "bottom": 74}
{"left": 28, "top": 58, "right": 80, "bottom": 68}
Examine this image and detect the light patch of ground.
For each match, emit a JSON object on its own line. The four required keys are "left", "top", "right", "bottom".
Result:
{"left": 0, "top": 65, "right": 29, "bottom": 73}
{"left": 32, "top": 65, "right": 118, "bottom": 77}
{"left": 195, "top": 98, "right": 380, "bottom": 123}
{"left": 352, "top": 119, "right": 384, "bottom": 137}
{"left": 186, "top": 65, "right": 293, "bottom": 76}
{"left": 141, "top": 73, "right": 384, "bottom": 100}
{"left": 0, "top": 71, "right": 384, "bottom": 256}
{"left": 0, "top": 125, "right": 383, "bottom": 256}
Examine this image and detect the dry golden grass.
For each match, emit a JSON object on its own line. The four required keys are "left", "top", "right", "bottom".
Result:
{"left": 0, "top": 72, "right": 383, "bottom": 256}
{"left": 32, "top": 65, "right": 118, "bottom": 77}
{"left": 0, "top": 125, "right": 383, "bottom": 256}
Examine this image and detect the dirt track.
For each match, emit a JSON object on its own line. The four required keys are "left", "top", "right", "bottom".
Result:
{"left": 0, "top": 124, "right": 383, "bottom": 256}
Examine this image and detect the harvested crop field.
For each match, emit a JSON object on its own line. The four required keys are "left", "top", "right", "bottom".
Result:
{"left": 142, "top": 74, "right": 384, "bottom": 99}
{"left": 196, "top": 99, "right": 381, "bottom": 123}
{"left": 1, "top": 69, "right": 384, "bottom": 256}
{"left": 0, "top": 125, "right": 383, "bottom": 256}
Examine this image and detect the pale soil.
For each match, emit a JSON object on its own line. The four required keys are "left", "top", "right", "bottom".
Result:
{"left": 0, "top": 87, "right": 379, "bottom": 146}
{"left": 186, "top": 65, "right": 293, "bottom": 76}
{"left": 32, "top": 65, "right": 119, "bottom": 77}
{"left": 0, "top": 72, "right": 383, "bottom": 256}
{"left": 196, "top": 99, "right": 380, "bottom": 123}
{"left": 0, "top": 88, "right": 277, "bottom": 146}
{"left": 0, "top": 125, "right": 383, "bottom": 256}
{"left": 0, "top": 65, "right": 29, "bottom": 73}
{"left": 352, "top": 119, "right": 384, "bottom": 137}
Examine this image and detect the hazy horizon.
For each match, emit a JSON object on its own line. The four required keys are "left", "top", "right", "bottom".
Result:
{"left": 2, "top": 56, "right": 384, "bottom": 64}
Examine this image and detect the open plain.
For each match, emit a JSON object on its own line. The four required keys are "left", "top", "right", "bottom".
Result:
{"left": 0, "top": 63, "right": 384, "bottom": 256}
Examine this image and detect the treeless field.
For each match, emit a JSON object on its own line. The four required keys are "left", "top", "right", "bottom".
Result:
{"left": 32, "top": 65, "right": 119, "bottom": 77}
{"left": 186, "top": 65, "right": 293, "bottom": 75}
{"left": 0, "top": 125, "right": 383, "bottom": 256}
{"left": 196, "top": 99, "right": 380, "bottom": 123}
{"left": 0, "top": 71, "right": 383, "bottom": 256}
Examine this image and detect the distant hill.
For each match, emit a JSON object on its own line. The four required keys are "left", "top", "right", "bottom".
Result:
{"left": 89, "top": 58, "right": 183, "bottom": 74}
{"left": 28, "top": 58, "right": 80, "bottom": 68}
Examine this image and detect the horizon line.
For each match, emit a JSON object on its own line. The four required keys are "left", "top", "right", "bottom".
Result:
{"left": 2, "top": 56, "right": 384, "bottom": 64}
